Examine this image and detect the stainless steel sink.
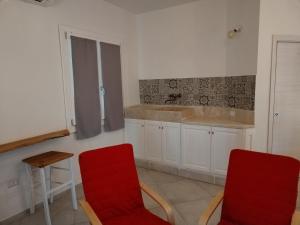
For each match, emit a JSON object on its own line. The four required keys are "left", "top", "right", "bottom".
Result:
{"left": 149, "top": 106, "right": 188, "bottom": 112}
{"left": 125, "top": 105, "right": 194, "bottom": 122}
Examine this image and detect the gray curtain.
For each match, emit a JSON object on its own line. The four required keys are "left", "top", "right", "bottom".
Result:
{"left": 71, "top": 36, "right": 101, "bottom": 139}
{"left": 100, "top": 42, "right": 124, "bottom": 131}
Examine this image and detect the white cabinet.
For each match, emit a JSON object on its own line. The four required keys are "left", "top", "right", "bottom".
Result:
{"left": 125, "top": 119, "right": 181, "bottom": 165}
{"left": 181, "top": 125, "right": 244, "bottom": 175}
{"left": 126, "top": 118, "right": 246, "bottom": 177}
{"left": 145, "top": 120, "right": 181, "bottom": 165}
{"left": 211, "top": 127, "right": 244, "bottom": 176}
{"left": 145, "top": 120, "right": 163, "bottom": 161}
{"left": 162, "top": 122, "right": 181, "bottom": 166}
{"left": 181, "top": 125, "right": 211, "bottom": 172}
{"left": 125, "top": 119, "right": 145, "bottom": 159}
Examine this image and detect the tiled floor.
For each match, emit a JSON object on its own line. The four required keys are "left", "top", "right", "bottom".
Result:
{"left": 4, "top": 167, "right": 300, "bottom": 225}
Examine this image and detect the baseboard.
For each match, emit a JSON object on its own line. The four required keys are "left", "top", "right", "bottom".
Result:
{"left": 135, "top": 158, "right": 225, "bottom": 186}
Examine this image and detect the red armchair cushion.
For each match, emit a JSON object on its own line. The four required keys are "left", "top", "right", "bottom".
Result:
{"left": 103, "top": 208, "right": 170, "bottom": 225}
{"left": 79, "top": 144, "right": 144, "bottom": 221}
{"left": 218, "top": 219, "right": 238, "bottom": 225}
{"left": 221, "top": 150, "right": 300, "bottom": 225}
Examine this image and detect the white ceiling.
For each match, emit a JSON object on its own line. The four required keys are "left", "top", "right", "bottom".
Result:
{"left": 104, "top": 0, "right": 200, "bottom": 14}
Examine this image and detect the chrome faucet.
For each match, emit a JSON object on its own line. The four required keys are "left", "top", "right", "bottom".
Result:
{"left": 165, "top": 93, "right": 182, "bottom": 104}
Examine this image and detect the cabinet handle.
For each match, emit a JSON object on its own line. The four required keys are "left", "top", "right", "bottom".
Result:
{"left": 161, "top": 126, "right": 164, "bottom": 130}
{"left": 212, "top": 131, "right": 215, "bottom": 135}
{"left": 141, "top": 124, "right": 144, "bottom": 127}
{"left": 208, "top": 131, "right": 211, "bottom": 134}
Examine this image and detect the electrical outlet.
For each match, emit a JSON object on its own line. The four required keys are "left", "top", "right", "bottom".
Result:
{"left": 7, "top": 179, "right": 19, "bottom": 189}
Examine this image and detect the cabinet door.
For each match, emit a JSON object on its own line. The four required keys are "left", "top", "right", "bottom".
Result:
{"left": 145, "top": 120, "right": 163, "bottom": 161}
{"left": 181, "top": 125, "right": 211, "bottom": 172}
{"left": 211, "top": 127, "right": 244, "bottom": 176}
{"left": 125, "top": 119, "right": 145, "bottom": 159}
{"left": 162, "top": 122, "right": 181, "bottom": 166}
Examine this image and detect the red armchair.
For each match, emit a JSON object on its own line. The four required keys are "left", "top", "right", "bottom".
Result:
{"left": 78, "top": 144, "right": 175, "bottom": 225}
{"left": 199, "top": 149, "right": 300, "bottom": 225}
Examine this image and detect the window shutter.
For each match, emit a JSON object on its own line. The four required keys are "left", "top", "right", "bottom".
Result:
{"left": 71, "top": 36, "right": 102, "bottom": 139}
{"left": 100, "top": 42, "right": 124, "bottom": 131}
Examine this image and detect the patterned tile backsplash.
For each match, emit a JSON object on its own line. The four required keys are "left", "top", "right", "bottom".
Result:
{"left": 139, "top": 75, "right": 256, "bottom": 110}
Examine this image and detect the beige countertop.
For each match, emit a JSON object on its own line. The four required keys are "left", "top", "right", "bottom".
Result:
{"left": 181, "top": 117, "right": 254, "bottom": 129}
{"left": 125, "top": 104, "right": 255, "bottom": 129}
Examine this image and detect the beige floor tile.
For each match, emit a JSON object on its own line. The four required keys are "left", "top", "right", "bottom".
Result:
{"left": 75, "top": 185, "right": 85, "bottom": 200}
{"left": 52, "top": 208, "right": 74, "bottom": 225}
{"left": 73, "top": 207, "right": 89, "bottom": 224}
{"left": 142, "top": 181, "right": 172, "bottom": 210}
{"left": 174, "top": 199, "right": 221, "bottom": 225}
{"left": 147, "top": 170, "right": 183, "bottom": 184}
{"left": 158, "top": 179, "right": 211, "bottom": 204}
{"left": 149, "top": 207, "right": 186, "bottom": 225}
{"left": 196, "top": 181, "right": 224, "bottom": 197}
{"left": 137, "top": 167, "right": 157, "bottom": 185}
{"left": 5, "top": 167, "right": 226, "bottom": 225}
{"left": 1, "top": 219, "right": 22, "bottom": 225}
{"left": 142, "top": 191, "right": 160, "bottom": 209}
{"left": 20, "top": 208, "right": 46, "bottom": 225}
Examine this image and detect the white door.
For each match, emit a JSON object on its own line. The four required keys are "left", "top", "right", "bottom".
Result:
{"left": 211, "top": 127, "right": 243, "bottom": 176}
{"left": 181, "top": 125, "right": 211, "bottom": 172}
{"left": 124, "top": 119, "right": 145, "bottom": 159}
{"left": 270, "top": 40, "right": 300, "bottom": 159}
{"left": 162, "top": 122, "right": 181, "bottom": 166}
{"left": 145, "top": 120, "right": 163, "bottom": 161}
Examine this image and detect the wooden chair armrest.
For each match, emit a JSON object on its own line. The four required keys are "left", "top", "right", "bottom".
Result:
{"left": 292, "top": 211, "right": 300, "bottom": 225}
{"left": 79, "top": 199, "right": 103, "bottom": 225}
{"left": 140, "top": 181, "right": 175, "bottom": 225}
{"left": 198, "top": 191, "right": 224, "bottom": 225}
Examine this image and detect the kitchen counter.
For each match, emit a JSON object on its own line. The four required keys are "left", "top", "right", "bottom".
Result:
{"left": 125, "top": 104, "right": 254, "bottom": 129}
{"left": 182, "top": 117, "right": 254, "bottom": 129}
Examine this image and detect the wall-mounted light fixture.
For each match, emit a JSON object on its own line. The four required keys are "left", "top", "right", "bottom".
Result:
{"left": 228, "top": 25, "right": 242, "bottom": 39}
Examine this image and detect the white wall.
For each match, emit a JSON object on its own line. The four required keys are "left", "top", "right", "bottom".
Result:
{"left": 137, "top": 0, "right": 227, "bottom": 79}
{"left": 137, "top": 0, "right": 260, "bottom": 80}
{"left": 0, "top": 0, "right": 139, "bottom": 221}
{"left": 253, "top": 0, "right": 300, "bottom": 151}
{"left": 226, "top": 0, "right": 260, "bottom": 76}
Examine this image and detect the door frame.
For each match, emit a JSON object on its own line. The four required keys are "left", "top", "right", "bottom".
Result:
{"left": 267, "top": 35, "right": 300, "bottom": 153}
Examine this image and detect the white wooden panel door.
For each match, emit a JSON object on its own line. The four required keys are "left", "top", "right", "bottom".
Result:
{"left": 211, "top": 127, "right": 243, "bottom": 176}
{"left": 181, "top": 125, "right": 211, "bottom": 172}
{"left": 271, "top": 41, "right": 300, "bottom": 159}
{"left": 124, "top": 119, "right": 145, "bottom": 159}
{"left": 145, "top": 120, "right": 163, "bottom": 161}
{"left": 162, "top": 122, "right": 181, "bottom": 166}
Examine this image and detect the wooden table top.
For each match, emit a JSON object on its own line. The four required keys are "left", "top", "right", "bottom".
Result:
{"left": 0, "top": 129, "right": 70, "bottom": 154}
{"left": 23, "top": 151, "right": 74, "bottom": 168}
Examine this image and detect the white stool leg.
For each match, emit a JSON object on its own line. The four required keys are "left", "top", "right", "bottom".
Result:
{"left": 25, "top": 164, "right": 35, "bottom": 214}
{"left": 46, "top": 167, "right": 51, "bottom": 204}
{"left": 48, "top": 166, "right": 54, "bottom": 204}
{"left": 50, "top": 167, "right": 54, "bottom": 204}
{"left": 40, "top": 168, "right": 52, "bottom": 225}
{"left": 69, "top": 157, "right": 78, "bottom": 210}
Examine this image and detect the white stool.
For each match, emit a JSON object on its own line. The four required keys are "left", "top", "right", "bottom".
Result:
{"left": 23, "top": 151, "right": 78, "bottom": 225}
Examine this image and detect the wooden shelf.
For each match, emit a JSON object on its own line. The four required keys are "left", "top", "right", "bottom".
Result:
{"left": 0, "top": 129, "right": 70, "bottom": 154}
